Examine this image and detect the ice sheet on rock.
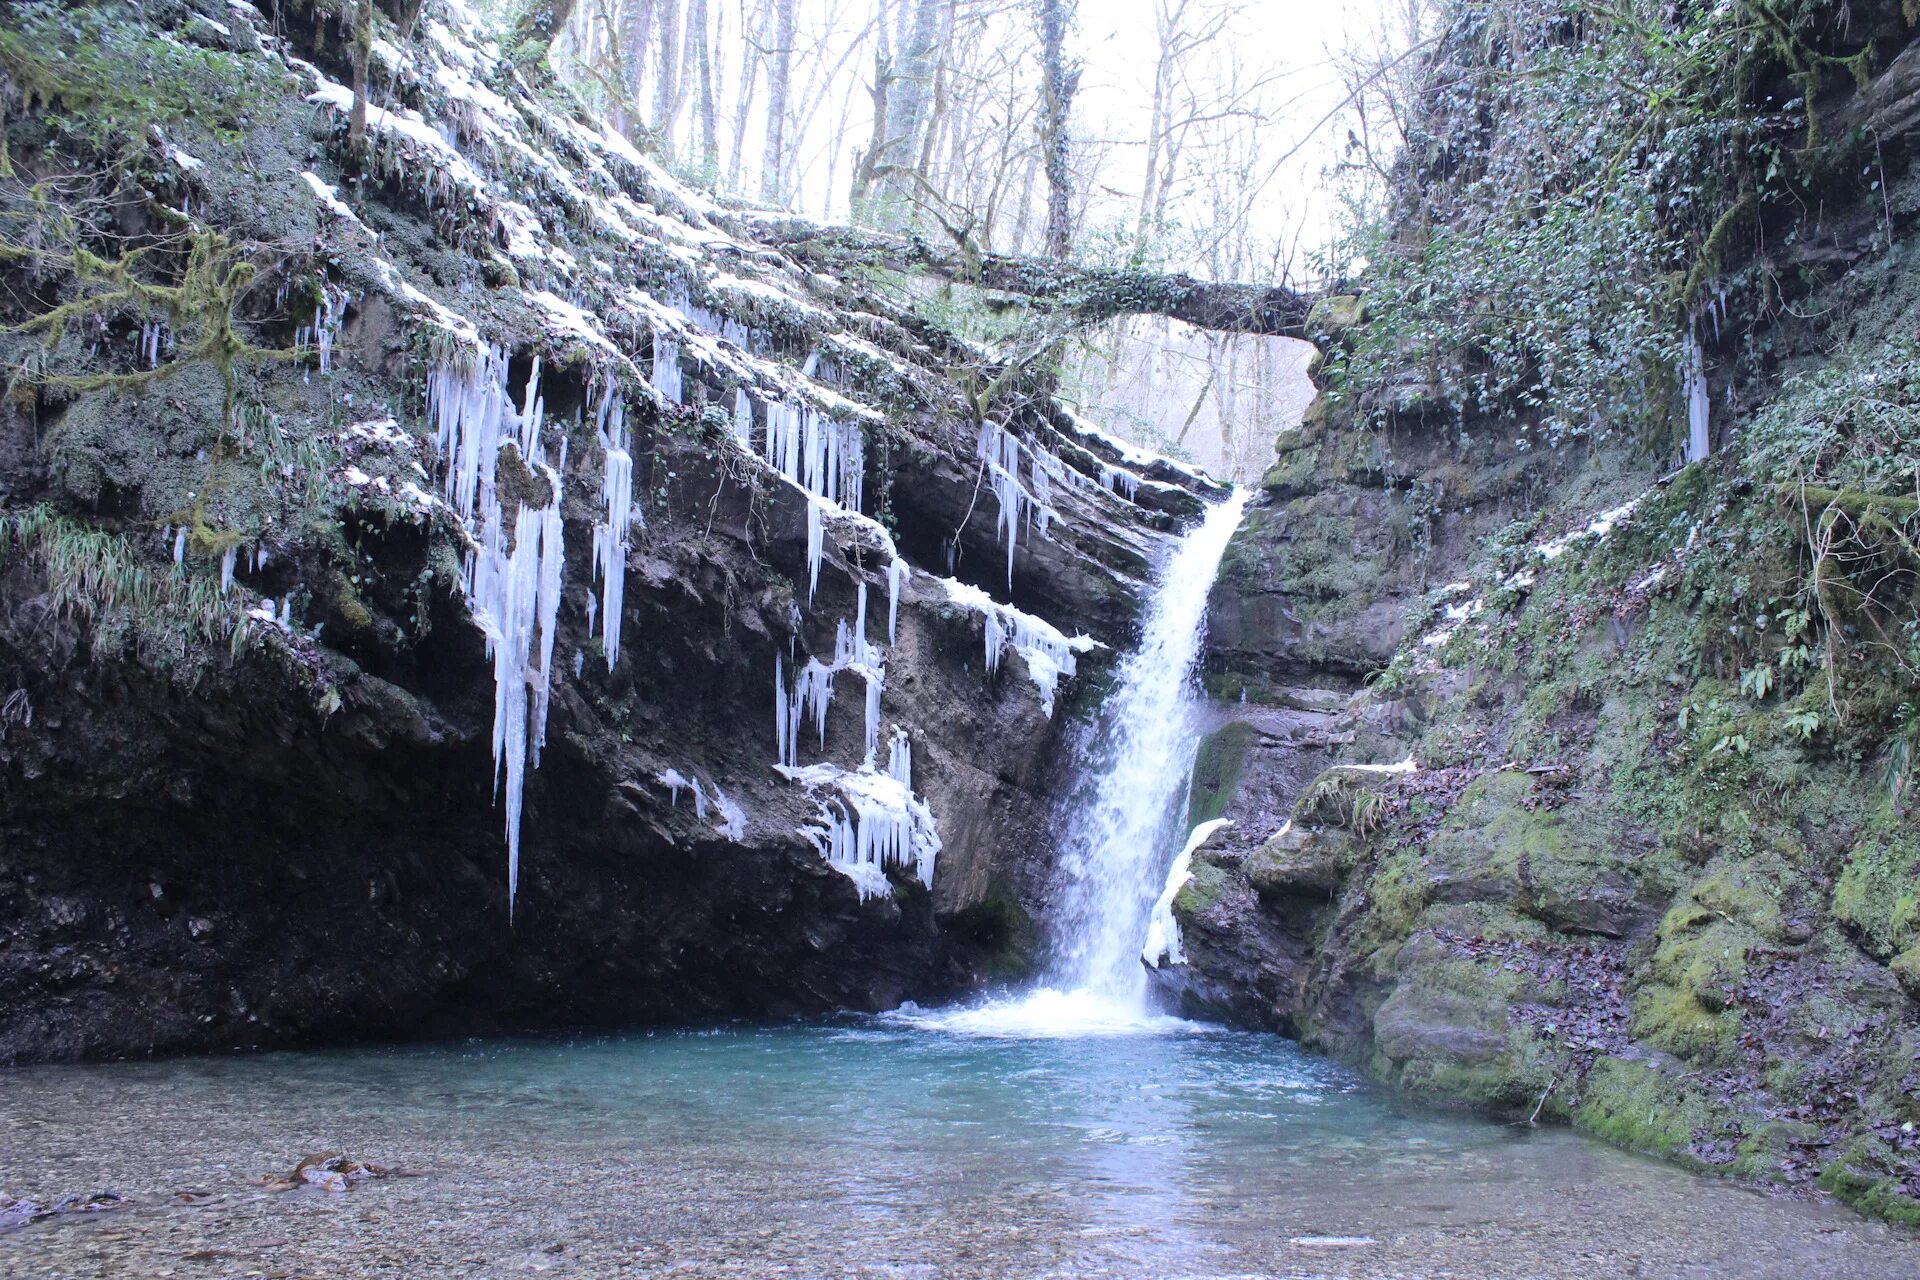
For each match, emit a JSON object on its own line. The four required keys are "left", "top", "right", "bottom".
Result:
{"left": 1055, "top": 406, "right": 1219, "bottom": 490}
{"left": 1142, "top": 818, "right": 1235, "bottom": 968}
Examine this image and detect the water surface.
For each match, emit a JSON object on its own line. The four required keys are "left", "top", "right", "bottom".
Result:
{"left": 3, "top": 1015, "right": 1914, "bottom": 1279}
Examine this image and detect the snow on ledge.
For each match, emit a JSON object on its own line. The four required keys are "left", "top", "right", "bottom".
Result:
{"left": 1142, "top": 818, "right": 1236, "bottom": 968}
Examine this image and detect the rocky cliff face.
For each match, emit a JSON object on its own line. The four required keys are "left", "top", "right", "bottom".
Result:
{"left": 0, "top": 0, "right": 1222, "bottom": 1063}
{"left": 1156, "top": 5, "right": 1920, "bottom": 1229}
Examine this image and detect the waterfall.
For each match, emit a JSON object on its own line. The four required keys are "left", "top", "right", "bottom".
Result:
{"left": 1046, "top": 489, "right": 1249, "bottom": 1006}
{"left": 905, "top": 490, "right": 1248, "bottom": 1037}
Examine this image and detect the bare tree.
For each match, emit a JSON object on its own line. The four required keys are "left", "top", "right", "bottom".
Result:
{"left": 653, "top": 0, "right": 684, "bottom": 155}
{"left": 350, "top": 0, "right": 374, "bottom": 145}
{"left": 688, "top": 0, "right": 719, "bottom": 172}
{"left": 760, "top": 0, "right": 797, "bottom": 202}
{"left": 870, "top": 0, "right": 946, "bottom": 226}
{"left": 726, "top": 0, "right": 765, "bottom": 190}
{"left": 619, "top": 0, "right": 659, "bottom": 136}
{"left": 1034, "top": 0, "right": 1077, "bottom": 259}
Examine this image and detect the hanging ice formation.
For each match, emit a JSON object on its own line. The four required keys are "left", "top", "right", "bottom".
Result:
{"left": 976, "top": 421, "right": 1028, "bottom": 586}
{"left": 887, "top": 556, "right": 908, "bottom": 645}
{"left": 1098, "top": 463, "right": 1141, "bottom": 501}
{"left": 774, "top": 583, "right": 886, "bottom": 769}
{"left": 761, "top": 401, "right": 866, "bottom": 599}
{"left": 887, "top": 728, "right": 912, "bottom": 789}
{"left": 732, "top": 387, "right": 753, "bottom": 445}
{"left": 938, "top": 576, "right": 1099, "bottom": 717}
{"left": 1682, "top": 323, "right": 1710, "bottom": 463}
{"left": 651, "top": 330, "right": 683, "bottom": 403}
{"left": 772, "top": 578, "right": 939, "bottom": 898}
{"left": 295, "top": 285, "right": 350, "bottom": 380}
{"left": 657, "top": 766, "right": 748, "bottom": 842}
{"left": 427, "top": 345, "right": 567, "bottom": 918}
{"left": 589, "top": 378, "right": 636, "bottom": 668}
{"left": 779, "top": 762, "right": 941, "bottom": 902}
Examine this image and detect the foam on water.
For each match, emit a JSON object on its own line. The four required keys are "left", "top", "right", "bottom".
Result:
{"left": 887, "top": 988, "right": 1213, "bottom": 1039}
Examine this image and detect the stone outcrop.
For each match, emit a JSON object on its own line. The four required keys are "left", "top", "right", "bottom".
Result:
{"left": 0, "top": 0, "right": 1223, "bottom": 1063}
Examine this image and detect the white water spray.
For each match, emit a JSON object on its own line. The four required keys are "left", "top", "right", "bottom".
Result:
{"left": 1048, "top": 489, "right": 1249, "bottom": 1002}
{"left": 910, "top": 489, "right": 1249, "bottom": 1036}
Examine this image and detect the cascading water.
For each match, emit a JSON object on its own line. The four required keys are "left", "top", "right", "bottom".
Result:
{"left": 1047, "top": 489, "right": 1250, "bottom": 999}
{"left": 906, "top": 489, "right": 1249, "bottom": 1036}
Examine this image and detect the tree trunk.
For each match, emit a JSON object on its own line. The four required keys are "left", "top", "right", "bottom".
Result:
{"left": 619, "top": 0, "right": 659, "bottom": 136}
{"left": 1035, "top": 0, "right": 1077, "bottom": 260}
{"left": 849, "top": 4, "right": 894, "bottom": 214}
{"left": 725, "top": 0, "right": 764, "bottom": 192}
{"left": 759, "top": 0, "right": 797, "bottom": 203}
{"left": 652, "top": 0, "right": 683, "bottom": 155}
{"left": 687, "top": 0, "right": 718, "bottom": 174}
{"left": 872, "top": 0, "right": 945, "bottom": 226}
{"left": 512, "top": 0, "right": 580, "bottom": 62}
{"left": 349, "top": 0, "right": 374, "bottom": 146}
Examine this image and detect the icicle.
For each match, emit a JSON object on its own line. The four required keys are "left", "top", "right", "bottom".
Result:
{"left": 710, "top": 784, "right": 747, "bottom": 841}
{"left": 428, "top": 342, "right": 569, "bottom": 919}
{"left": 887, "top": 556, "right": 907, "bottom": 645}
{"left": 887, "top": 727, "right": 912, "bottom": 790}
{"left": 218, "top": 545, "right": 238, "bottom": 594}
{"left": 938, "top": 576, "right": 1097, "bottom": 718}
{"left": 805, "top": 495, "right": 825, "bottom": 601}
{"left": 732, "top": 387, "right": 753, "bottom": 446}
{"left": 863, "top": 671, "right": 882, "bottom": 770}
{"left": 780, "top": 762, "right": 941, "bottom": 899}
{"left": 172, "top": 527, "right": 187, "bottom": 564}
{"left": 591, "top": 383, "right": 635, "bottom": 668}
{"left": 775, "top": 651, "right": 790, "bottom": 766}
{"left": 977, "top": 421, "right": 1030, "bottom": 587}
{"left": 651, "top": 331, "right": 682, "bottom": 403}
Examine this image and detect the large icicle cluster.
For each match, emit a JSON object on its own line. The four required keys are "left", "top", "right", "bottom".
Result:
{"left": 937, "top": 577, "right": 1100, "bottom": 717}
{"left": 428, "top": 346, "right": 566, "bottom": 917}
{"left": 589, "top": 378, "right": 637, "bottom": 668}
{"left": 778, "top": 762, "right": 941, "bottom": 901}
{"left": 774, "top": 582, "right": 885, "bottom": 768}
{"left": 977, "top": 421, "right": 1039, "bottom": 587}
{"left": 770, "top": 576, "right": 945, "bottom": 899}
{"left": 763, "top": 402, "right": 867, "bottom": 599}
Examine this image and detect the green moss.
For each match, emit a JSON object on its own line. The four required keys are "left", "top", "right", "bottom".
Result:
{"left": 1819, "top": 1138, "right": 1920, "bottom": 1228}
{"left": 1832, "top": 811, "right": 1920, "bottom": 960}
{"left": 1186, "top": 720, "right": 1255, "bottom": 828}
{"left": 948, "top": 884, "right": 1039, "bottom": 983}
{"left": 1172, "top": 860, "right": 1230, "bottom": 919}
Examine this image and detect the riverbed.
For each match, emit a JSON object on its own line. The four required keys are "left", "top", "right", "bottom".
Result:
{"left": 3, "top": 1006, "right": 1915, "bottom": 1279}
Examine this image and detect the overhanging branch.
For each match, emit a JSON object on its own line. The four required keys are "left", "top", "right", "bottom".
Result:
{"left": 745, "top": 217, "right": 1319, "bottom": 338}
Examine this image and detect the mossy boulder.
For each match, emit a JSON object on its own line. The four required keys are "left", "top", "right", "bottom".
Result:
{"left": 1244, "top": 823, "right": 1354, "bottom": 897}
{"left": 1419, "top": 771, "right": 1649, "bottom": 937}
{"left": 1172, "top": 859, "right": 1231, "bottom": 919}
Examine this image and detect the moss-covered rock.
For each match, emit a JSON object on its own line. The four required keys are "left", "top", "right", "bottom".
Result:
{"left": 1186, "top": 720, "right": 1256, "bottom": 828}
{"left": 1243, "top": 823, "right": 1354, "bottom": 897}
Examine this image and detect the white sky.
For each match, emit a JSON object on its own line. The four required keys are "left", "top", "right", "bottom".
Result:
{"left": 1070, "top": 0, "right": 1398, "bottom": 273}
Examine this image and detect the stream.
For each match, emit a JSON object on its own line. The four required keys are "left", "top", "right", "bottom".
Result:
{"left": 3, "top": 1017, "right": 1916, "bottom": 1279}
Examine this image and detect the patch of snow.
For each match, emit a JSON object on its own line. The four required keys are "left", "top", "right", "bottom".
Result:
{"left": 1143, "top": 818, "right": 1236, "bottom": 967}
